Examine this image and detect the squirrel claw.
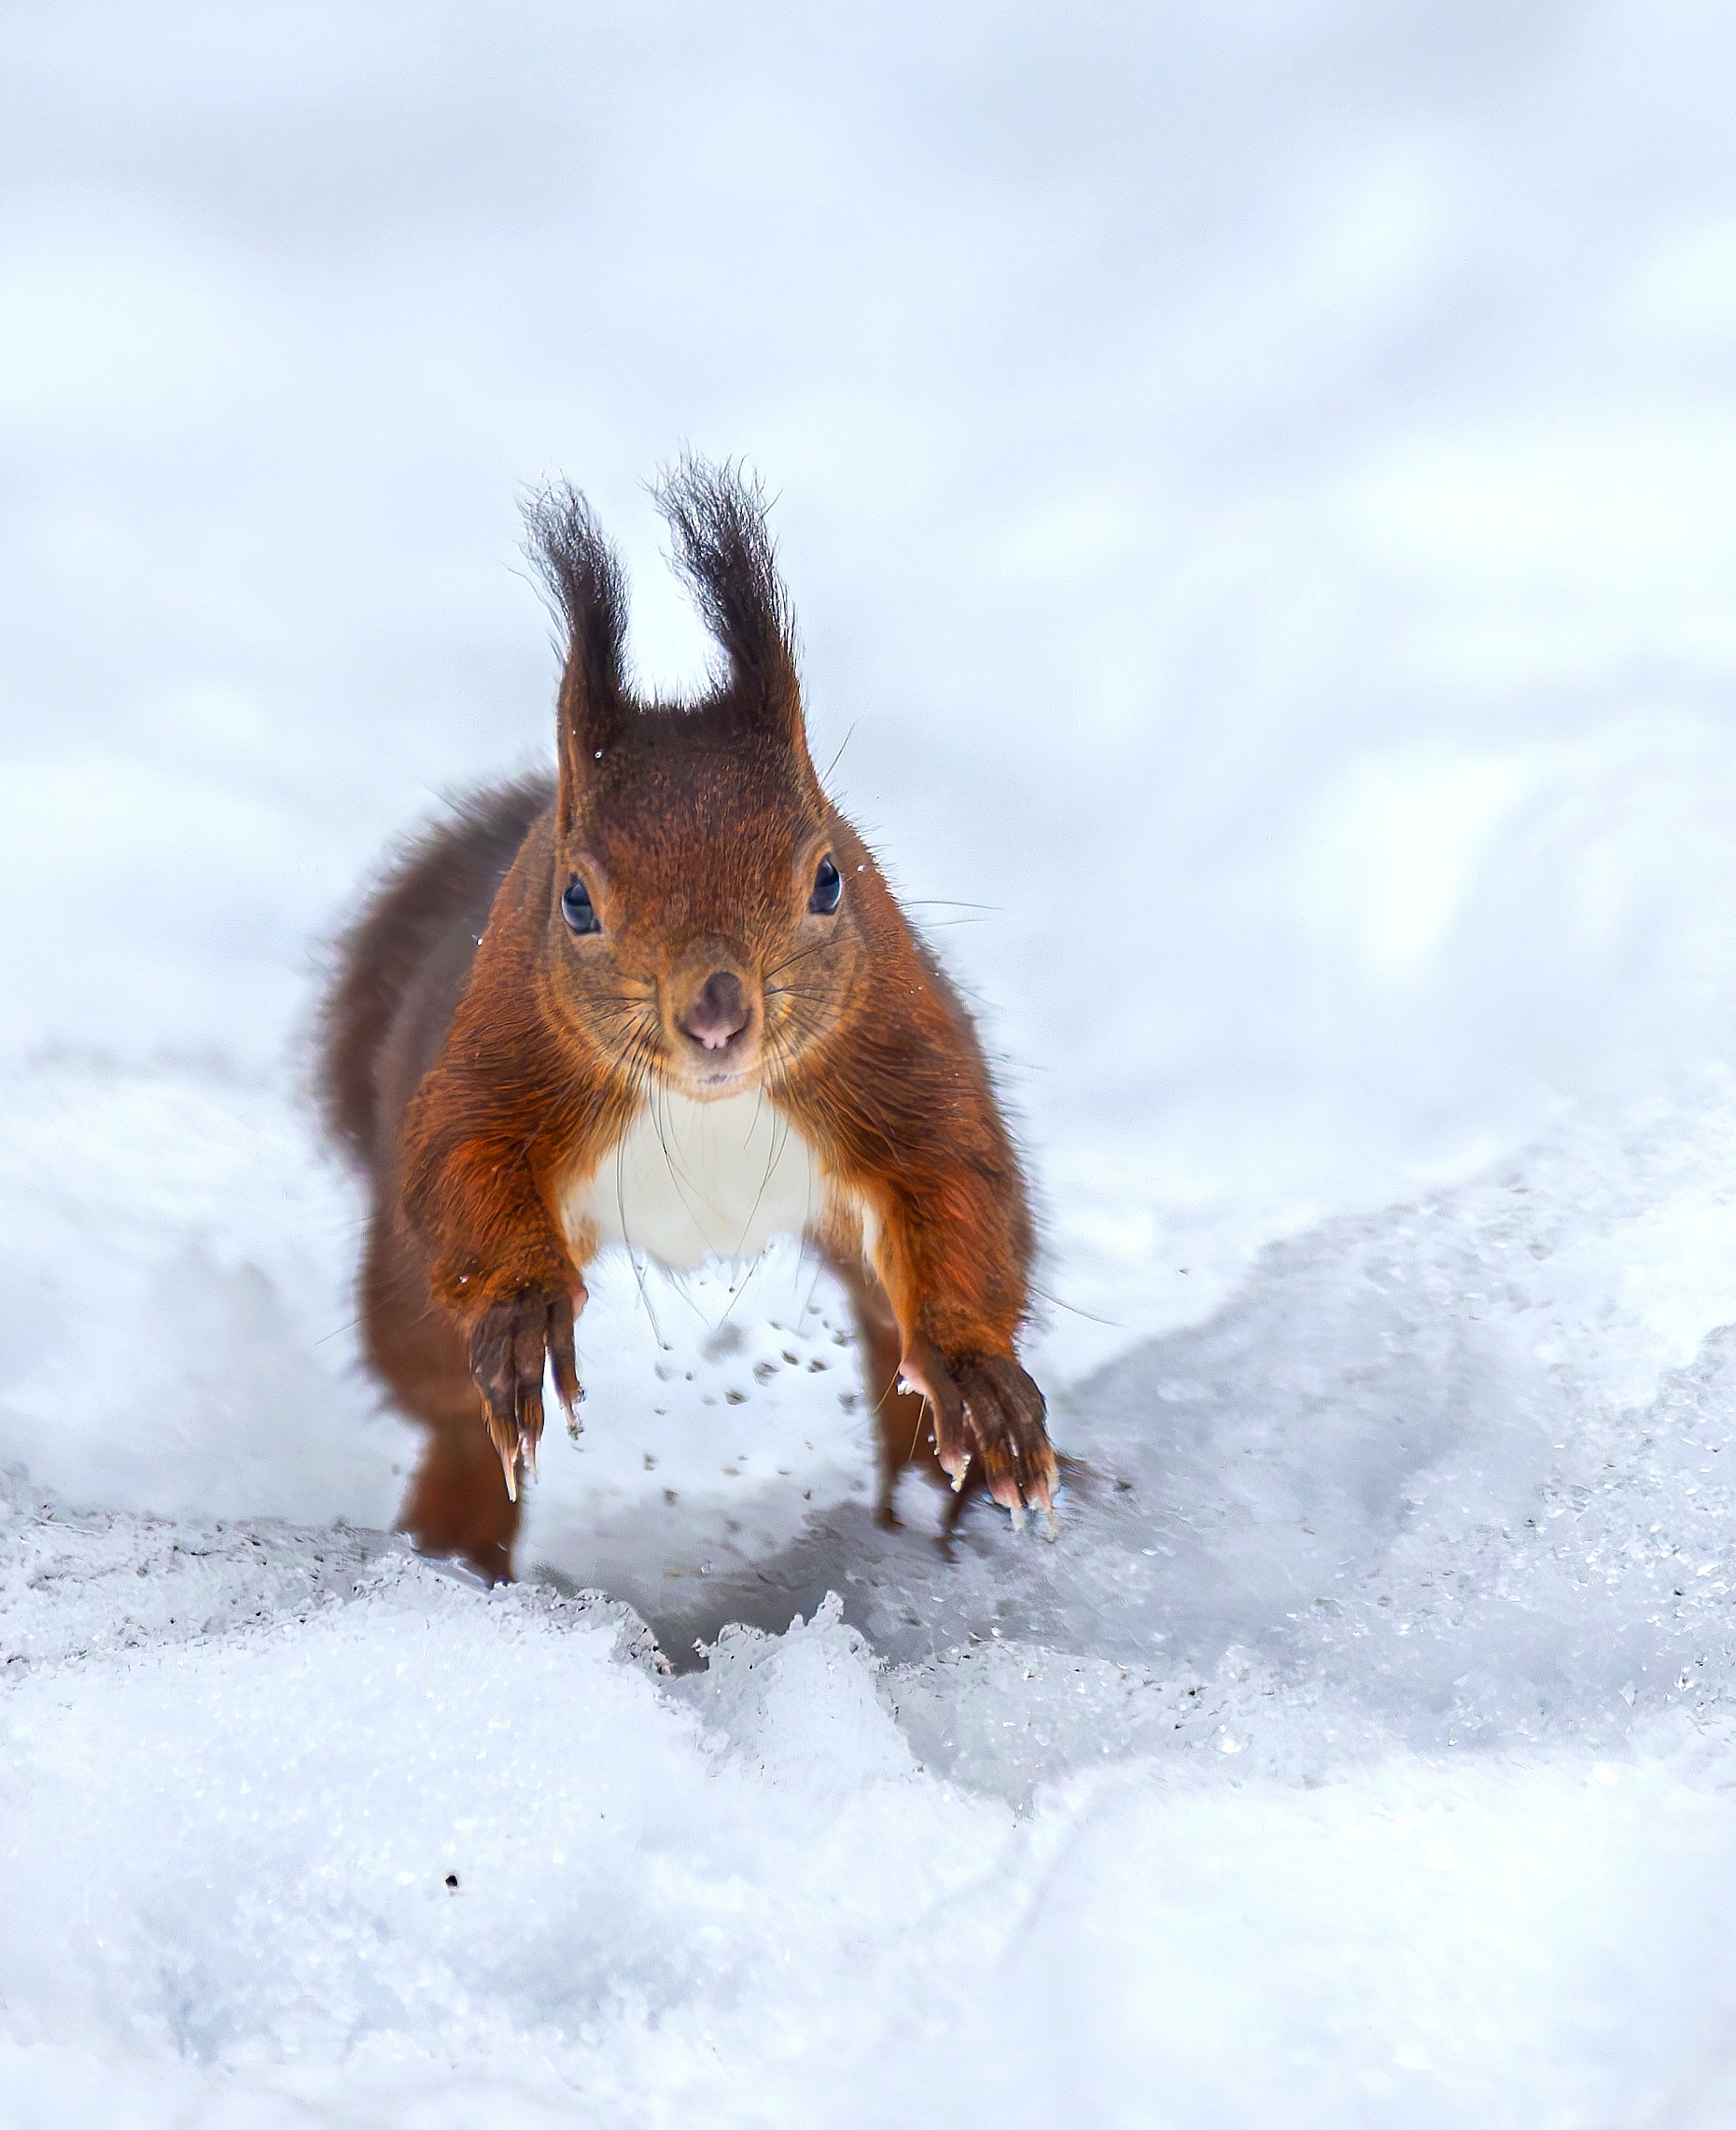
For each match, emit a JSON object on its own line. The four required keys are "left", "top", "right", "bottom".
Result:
{"left": 954, "top": 1353, "right": 1056, "bottom": 1530}
{"left": 469, "top": 1284, "right": 583, "bottom": 1504}
{"left": 903, "top": 1334, "right": 1054, "bottom": 1525}
{"left": 559, "top": 1375, "right": 586, "bottom": 1441}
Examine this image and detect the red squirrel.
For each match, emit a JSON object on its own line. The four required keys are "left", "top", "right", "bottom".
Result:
{"left": 319, "top": 461, "right": 1056, "bottom": 1580}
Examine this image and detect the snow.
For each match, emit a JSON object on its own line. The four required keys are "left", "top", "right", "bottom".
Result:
{"left": 9, "top": 1058, "right": 1736, "bottom": 2125}
{"left": 7, "top": 3, "right": 1736, "bottom": 2123}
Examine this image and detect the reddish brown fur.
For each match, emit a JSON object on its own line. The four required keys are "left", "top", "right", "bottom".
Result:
{"left": 319, "top": 462, "right": 1054, "bottom": 1578}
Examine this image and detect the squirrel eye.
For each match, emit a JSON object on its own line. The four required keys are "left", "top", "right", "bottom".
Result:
{"left": 560, "top": 875, "right": 601, "bottom": 935}
{"left": 808, "top": 854, "right": 842, "bottom": 917}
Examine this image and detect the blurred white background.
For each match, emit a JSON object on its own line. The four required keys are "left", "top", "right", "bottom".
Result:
{"left": 4, "top": 0, "right": 1735, "bottom": 1370}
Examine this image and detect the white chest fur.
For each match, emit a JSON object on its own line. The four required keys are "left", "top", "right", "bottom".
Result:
{"left": 566, "top": 1089, "right": 825, "bottom": 1271}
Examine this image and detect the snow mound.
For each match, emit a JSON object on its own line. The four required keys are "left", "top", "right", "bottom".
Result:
{"left": 619, "top": 1079, "right": 1736, "bottom": 1797}
{"left": 9, "top": 1062, "right": 1736, "bottom": 2123}
{"left": 0, "top": 1056, "right": 410, "bottom": 1526}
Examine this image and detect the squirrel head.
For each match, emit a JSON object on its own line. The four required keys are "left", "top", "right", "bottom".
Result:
{"left": 525, "top": 460, "right": 865, "bottom": 1101}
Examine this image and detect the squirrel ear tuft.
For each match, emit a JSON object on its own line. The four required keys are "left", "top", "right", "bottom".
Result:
{"left": 523, "top": 482, "right": 630, "bottom": 817}
{"left": 653, "top": 456, "right": 805, "bottom": 748}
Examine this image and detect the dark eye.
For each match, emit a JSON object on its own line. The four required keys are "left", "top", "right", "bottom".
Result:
{"left": 560, "top": 875, "right": 601, "bottom": 935}
{"left": 808, "top": 854, "right": 842, "bottom": 916}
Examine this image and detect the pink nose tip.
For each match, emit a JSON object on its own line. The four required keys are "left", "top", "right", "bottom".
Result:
{"left": 680, "top": 970, "right": 750, "bottom": 1052}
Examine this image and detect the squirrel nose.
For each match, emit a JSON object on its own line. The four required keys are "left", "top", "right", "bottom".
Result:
{"left": 680, "top": 970, "right": 750, "bottom": 1052}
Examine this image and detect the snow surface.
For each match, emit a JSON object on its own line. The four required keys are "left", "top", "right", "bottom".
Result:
{"left": 10, "top": 1059, "right": 1736, "bottom": 2125}
{"left": 7, "top": 3, "right": 1736, "bottom": 2123}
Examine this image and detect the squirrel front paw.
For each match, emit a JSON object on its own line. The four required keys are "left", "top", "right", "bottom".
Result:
{"left": 899, "top": 1335, "right": 1056, "bottom": 1527}
{"left": 467, "top": 1286, "right": 583, "bottom": 1499}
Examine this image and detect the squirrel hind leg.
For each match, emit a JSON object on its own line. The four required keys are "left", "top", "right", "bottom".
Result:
{"left": 358, "top": 1210, "right": 521, "bottom": 1582}
{"left": 823, "top": 1248, "right": 946, "bottom": 1528}
{"left": 399, "top": 1423, "right": 520, "bottom": 1584}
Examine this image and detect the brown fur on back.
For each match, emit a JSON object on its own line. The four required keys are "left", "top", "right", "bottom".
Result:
{"left": 318, "top": 776, "right": 554, "bottom": 1175}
